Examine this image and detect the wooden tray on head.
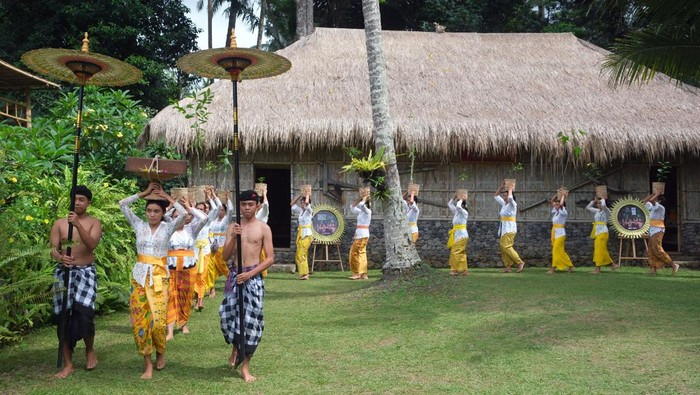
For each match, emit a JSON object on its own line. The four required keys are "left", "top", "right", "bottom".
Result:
{"left": 125, "top": 157, "right": 187, "bottom": 182}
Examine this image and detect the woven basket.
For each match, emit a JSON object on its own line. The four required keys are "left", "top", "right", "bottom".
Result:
{"left": 254, "top": 183, "right": 267, "bottom": 196}
{"left": 503, "top": 178, "right": 516, "bottom": 190}
{"left": 300, "top": 184, "right": 312, "bottom": 196}
{"left": 455, "top": 188, "right": 468, "bottom": 201}
{"left": 359, "top": 186, "right": 370, "bottom": 198}
{"left": 556, "top": 187, "right": 569, "bottom": 200}
{"left": 652, "top": 182, "right": 665, "bottom": 195}
{"left": 407, "top": 182, "right": 420, "bottom": 195}
{"left": 595, "top": 185, "right": 608, "bottom": 199}
{"left": 171, "top": 187, "right": 188, "bottom": 201}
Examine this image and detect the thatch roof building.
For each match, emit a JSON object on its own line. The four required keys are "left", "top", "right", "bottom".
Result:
{"left": 142, "top": 28, "right": 700, "bottom": 267}
{"left": 0, "top": 58, "right": 60, "bottom": 127}
{"left": 144, "top": 28, "right": 700, "bottom": 164}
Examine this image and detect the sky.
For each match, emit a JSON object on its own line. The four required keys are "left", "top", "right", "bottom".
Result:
{"left": 182, "top": 0, "right": 259, "bottom": 49}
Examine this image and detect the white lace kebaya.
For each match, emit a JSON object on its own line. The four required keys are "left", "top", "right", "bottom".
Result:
{"left": 119, "top": 194, "right": 187, "bottom": 288}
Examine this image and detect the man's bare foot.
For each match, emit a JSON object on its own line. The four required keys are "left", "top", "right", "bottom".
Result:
{"left": 359, "top": 273, "right": 368, "bottom": 280}
{"left": 449, "top": 270, "right": 458, "bottom": 276}
{"left": 516, "top": 263, "right": 525, "bottom": 273}
{"left": 591, "top": 267, "right": 601, "bottom": 274}
{"left": 155, "top": 352, "right": 165, "bottom": 370}
{"left": 209, "top": 288, "right": 216, "bottom": 298}
{"left": 228, "top": 348, "right": 237, "bottom": 367}
{"left": 503, "top": 267, "right": 512, "bottom": 273}
{"left": 348, "top": 274, "right": 361, "bottom": 280}
{"left": 546, "top": 268, "right": 555, "bottom": 275}
{"left": 85, "top": 349, "right": 98, "bottom": 371}
{"left": 181, "top": 324, "right": 190, "bottom": 334}
{"left": 672, "top": 263, "right": 680, "bottom": 276}
{"left": 611, "top": 263, "right": 620, "bottom": 271}
{"left": 460, "top": 271, "right": 470, "bottom": 276}
{"left": 166, "top": 332, "right": 174, "bottom": 341}
{"left": 54, "top": 364, "right": 74, "bottom": 379}
{"left": 241, "top": 361, "right": 257, "bottom": 383}
{"left": 567, "top": 267, "right": 575, "bottom": 273}
{"left": 299, "top": 274, "right": 309, "bottom": 280}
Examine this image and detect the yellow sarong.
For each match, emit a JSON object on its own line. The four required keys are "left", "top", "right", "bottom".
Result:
{"left": 590, "top": 221, "right": 607, "bottom": 239}
{"left": 551, "top": 223, "right": 565, "bottom": 244}
{"left": 449, "top": 237, "right": 468, "bottom": 272}
{"left": 499, "top": 232, "right": 523, "bottom": 268}
{"left": 551, "top": 236, "right": 574, "bottom": 270}
{"left": 592, "top": 232, "right": 613, "bottom": 267}
{"left": 296, "top": 225, "right": 313, "bottom": 276}
{"left": 166, "top": 250, "right": 195, "bottom": 327}
{"left": 205, "top": 247, "right": 229, "bottom": 294}
{"left": 349, "top": 237, "right": 369, "bottom": 275}
{"left": 131, "top": 255, "right": 168, "bottom": 356}
{"left": 446, "top": 224, "right": 466, "bottom": 249}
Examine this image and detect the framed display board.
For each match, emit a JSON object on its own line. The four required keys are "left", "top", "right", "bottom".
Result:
{"left": 610, "top": 197, "right": 651, "bottom": 238}
{"left": 311, "top": 204, "right": 345, "bottom": 244}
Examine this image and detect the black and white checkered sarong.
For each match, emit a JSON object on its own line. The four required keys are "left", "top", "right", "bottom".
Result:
{"left": 52, "top": 264, "right": 97, "bottom": 315}
{"left": 219, "top": 273, "right": 265, "bottom": 357}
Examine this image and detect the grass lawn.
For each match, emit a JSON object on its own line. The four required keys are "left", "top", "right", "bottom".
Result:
{"left": 1, "top": 266, "right": 699, "bottom": 394}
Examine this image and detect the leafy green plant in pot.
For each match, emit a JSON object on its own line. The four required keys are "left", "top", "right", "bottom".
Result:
{"left": 504, "top": 162, "right": 523, "bottom": 191}
{"left": 556, "top": 129, "right": 586, "bottom": 190}
{"left": 340, "top": 146, "right": 387, "bottom": 187}
{"left": 583, "top": 162, "right": 608, "bottom": 199}
{"left": 653, "top": 161, "right": 671, "bottom": 195}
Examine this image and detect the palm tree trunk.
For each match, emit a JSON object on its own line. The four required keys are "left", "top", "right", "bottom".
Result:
{"left": 225, "top": 1, "right": 238, "bottom": 47}
{"left": 208, "top": 0, "right": 213, "bottom": 49}
{"left": 360, "top": 0, "right": 421, "bottom": 278}
{"left": 257, "top": 0, "right": 267, "bottom": 49}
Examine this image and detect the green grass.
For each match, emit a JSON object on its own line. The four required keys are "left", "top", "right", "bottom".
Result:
{"left": 1, "top": 267, "right": 699, "bottom": 394}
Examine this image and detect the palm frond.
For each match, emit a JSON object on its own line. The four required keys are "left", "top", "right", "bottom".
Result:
{"left": 0, "top": 245, "right": 52, "bottom": 269}
{"left": 603, "top": 27, "right": 700, "bottom": 86}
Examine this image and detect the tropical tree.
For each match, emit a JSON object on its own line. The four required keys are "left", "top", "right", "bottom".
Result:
{"left": 0, "top": 0, "right": 199, "bottom": 111}
{"left": 197, "top": 0, "right": 215, "bottom": 49}
{"left": 360, "top": 0, "right": 421, "bottom": 278}
{"left": 600, "top": 0, "right": 700, "bottom": 86}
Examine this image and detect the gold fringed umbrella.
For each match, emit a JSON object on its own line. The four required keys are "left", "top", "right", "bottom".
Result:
{"left": 21, "top": 33, "right": 142, "bottom": 370}
{"left": 22, "top": 33, "right": 142, "bottom": 86}
{"left": 176, "top": 30, "right": 290, "bottom": 369}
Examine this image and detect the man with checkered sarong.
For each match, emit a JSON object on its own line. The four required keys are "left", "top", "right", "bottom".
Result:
{"left": 50, "top": 185, "right": 102, "bottom": 379}
{"left": 219, "top": 190, "right": 275, "bottom": 383}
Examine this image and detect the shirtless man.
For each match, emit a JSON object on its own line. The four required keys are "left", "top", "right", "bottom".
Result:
{"left": 219, "top": 190, "right": 274, "bottom": 383}
{"left": 49, "top": 185, "right": 103, "bottom": 379}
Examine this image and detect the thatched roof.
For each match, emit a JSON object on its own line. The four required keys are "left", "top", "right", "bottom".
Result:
{"left": 0, "top": 59, "right": 60, "bottom": 91}
{"left": 144, "top": 28, "right": 700, "bottom": 163}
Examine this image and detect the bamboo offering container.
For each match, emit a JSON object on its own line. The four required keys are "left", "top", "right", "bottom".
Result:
{"left": 170, "top": 187, "right": 189, "bottom": 201}
{"left": 556, "top": 187, "right": 569, "bottom": 200}
{"left": 503, "top": 178, "right": 516, "bottom": 190}
{"left": 455, "top": 188, "right": 468, "bottom": 201}
{"left": 407, "top": 182, "right": 420, "bottom": 195}
{"left": 300, "top": 184, "right": 312, "bottom": 196}
{"left": 652, "top": 182, "right": 666, "bottom": 195}
{"left": 595, "top": 185, "right": 608, "bottom": 199}
{"left": 359, "top": 186, "right": 370, "bottom": 198}
{"left": 254, "top": 183, "right": 267, "bottom": 196}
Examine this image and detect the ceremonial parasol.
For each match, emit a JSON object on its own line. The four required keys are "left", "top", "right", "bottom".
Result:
{"left": 176, "top": 30, "right": 290, "bottom": 368}
{"left": 21, "top": 33, "right": 142, "bottom": 369}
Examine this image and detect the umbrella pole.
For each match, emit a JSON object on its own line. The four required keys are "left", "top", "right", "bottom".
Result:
{"left": 57, "top": 84, "right": 84, "bottom": 368}
{"left": 231, "top": 79, "right": 246, "bottom": 367}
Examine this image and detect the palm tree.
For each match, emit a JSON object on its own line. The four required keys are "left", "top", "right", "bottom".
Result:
{"left": 360, "top": 0, "right": 422, "bottom": 278}
{"left": 196, "top": 0, "right": 214, "bottom": 48}
{"left": 601, "top": 0, "right": 700, "bottom": 86}
{"left": 198, "top": 0, "right": 258, "bottom": 47}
